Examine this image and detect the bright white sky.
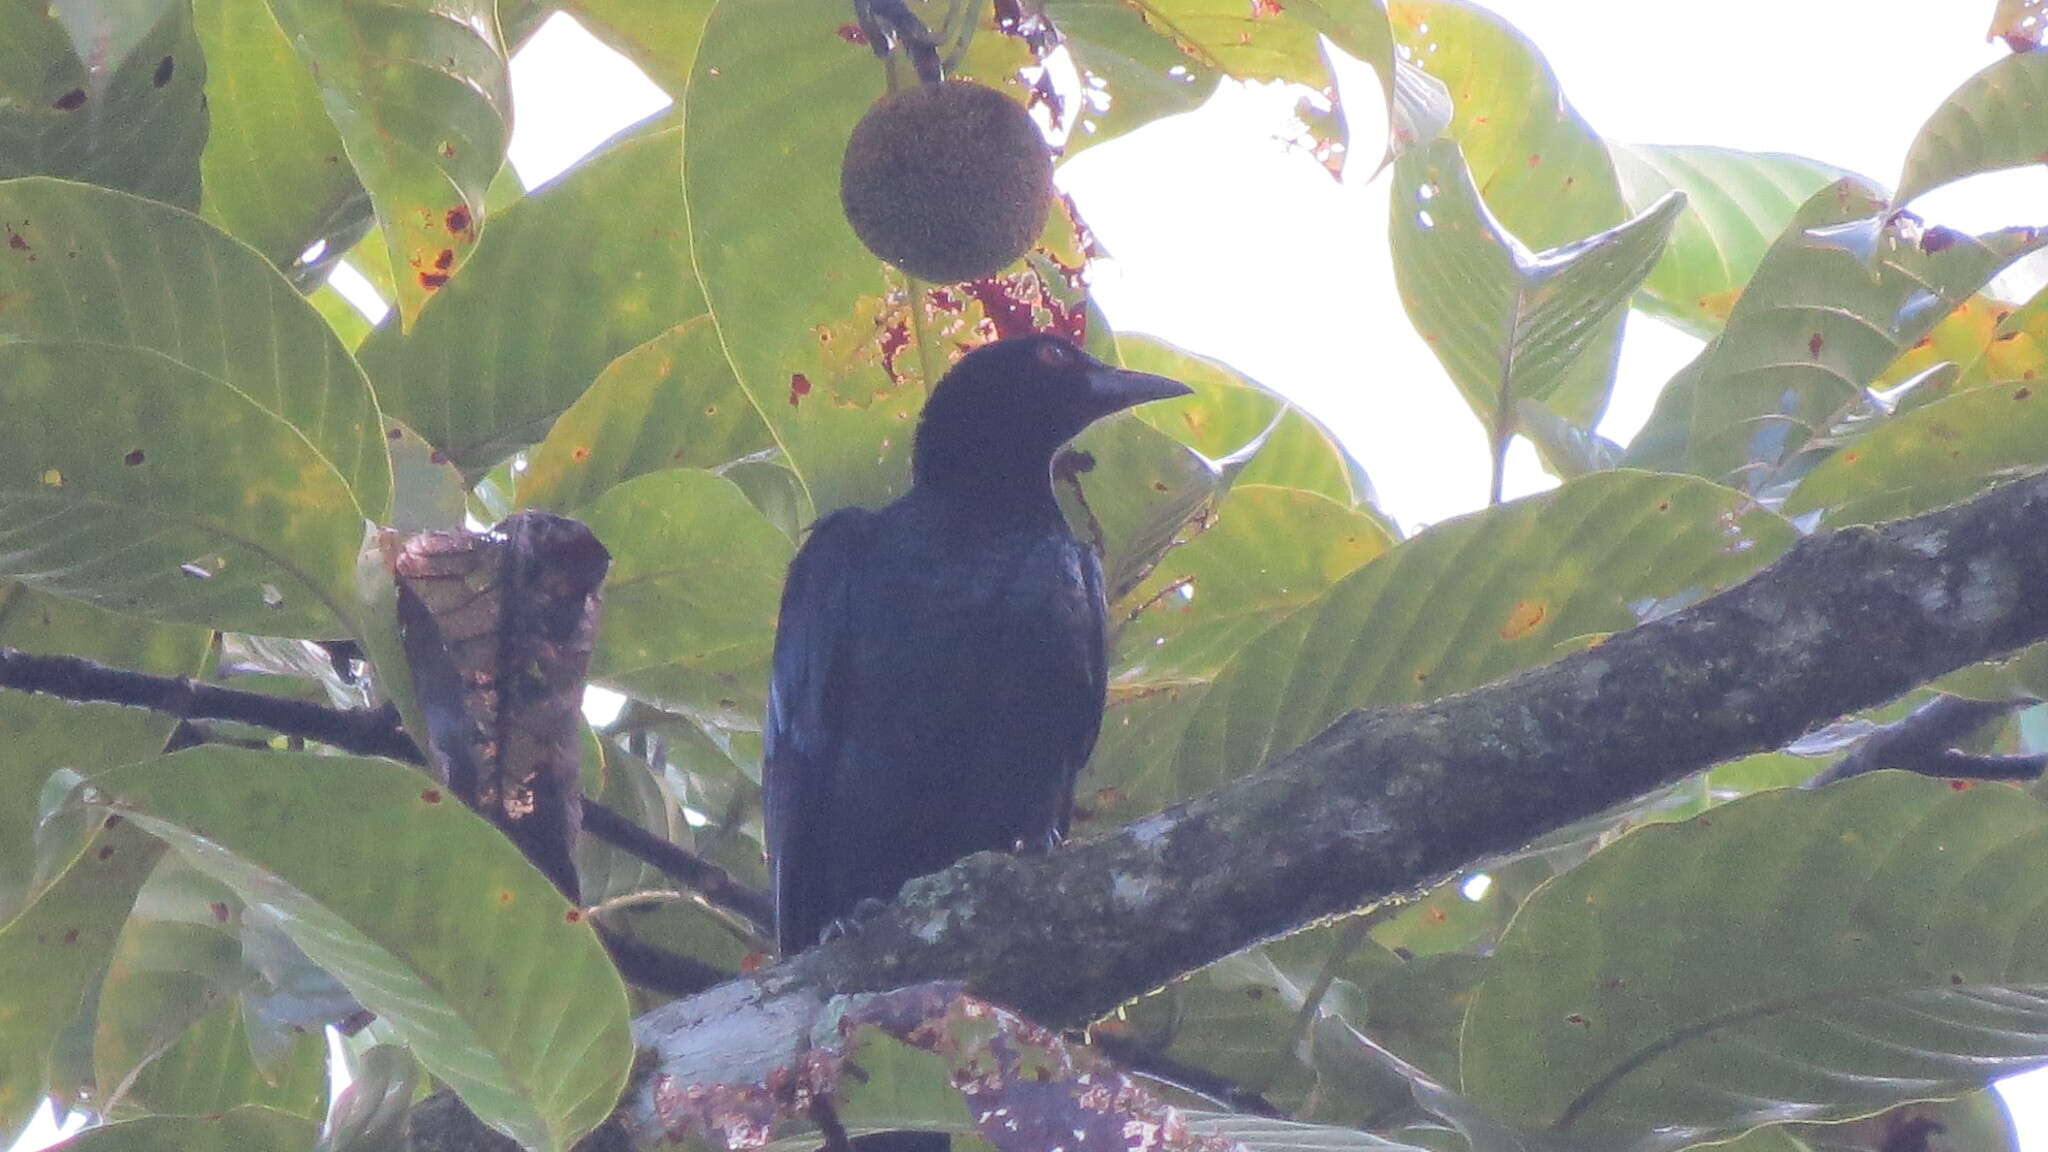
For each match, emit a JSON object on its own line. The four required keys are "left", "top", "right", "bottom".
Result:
{"left": 25, "top": 4, "right": 2048, "bottom": 1149}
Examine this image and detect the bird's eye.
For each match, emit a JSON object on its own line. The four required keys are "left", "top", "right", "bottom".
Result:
{"left": 1034, "top": 340, "right": 1073, "bottom": 368}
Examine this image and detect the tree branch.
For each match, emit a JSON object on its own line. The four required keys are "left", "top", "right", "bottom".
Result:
{"left": 1804, "top": 694, "right": 2043, "bottom": 787}
{"left": 617, "top": 470, "right": 2048, "bottom": 1148}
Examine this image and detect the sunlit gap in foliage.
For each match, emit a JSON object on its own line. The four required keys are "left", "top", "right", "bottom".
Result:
{"left": 1461, "top": 873, "right": 1492, "bottom": 901}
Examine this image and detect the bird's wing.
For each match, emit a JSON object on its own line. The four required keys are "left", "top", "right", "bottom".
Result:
{"left": 763, "top": 506, "right": 874, "bottom": 956}
{"left": 1056, "top": 545, "right": 1111, "bottom": 841}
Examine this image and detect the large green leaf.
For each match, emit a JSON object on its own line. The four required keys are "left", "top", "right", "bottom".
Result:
{"left": 124, "top": 999, "right": 329, "bottom": 1121}
{"left": 1122, "top": 335, "right": 1370, "bottom": 508}
{"left": 518, "top": 316, "right": 776, "bottom": 513}
{"left": 263, "top": 0, "right": 510, "bottom": 329}
{"left": 45, "top": 1106, "right": 316, "bottom": 1152}
{"left": 1623, "top": 181, "right": 2048, "bottom": 489}
{"left": 1390, "top": 139, "right": 1681, "bottom": 465}
{"left": 1782, "top": 381, "right": 2048, "bottom": 528}
{"left": 0, "top": 817, "right": 161, "bottom": 1139}
{"left": 1609, "top": 145, "right": 1869, "bottom": 339}
{"left": 360, "top": 127, "right": 700, "bottom": 477}
{"left": 0, "top": 179, "right": 388, "bottom": 635}
{"left": 193, "top": 0, "right": 371, "bottom": 274}
{"left": 1142, "top": 472, "right": 1796, "bottom": 804}
{"left": 584, "top": 469, "right": 792, "bottom": 736}
{"left": 1387, "top": 0, "right": 1629, "bottom": 427}
{"left": 0, "top": 0, "right": 206, "bottom": 206}
{"left": 1896, "top": 50, "right": 2048, "bottom": 207}
{"left": 1463, "top": 773, "right": 2048, "bottom": 1149}
{"left": 82, "top": 748, "right": 633, "bottom": 1152}
{"left": 0, "top": 586, "right": 205, "bottom": 919}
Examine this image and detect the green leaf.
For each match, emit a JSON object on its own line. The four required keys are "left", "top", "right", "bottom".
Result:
{"left": 1623, "top": 181, "right": 2048, "bottom": 489}
{"left": 0, "top": 179, "right": 391, "bottom": 636}
{"left": 1390, "top": 138, "right": 1682, "bottom": 448}
{"left": 0, "top": 817, "right": 162, "bottom": 1138}
{"left": 193, "top": 0, "right": 372, "bottom": 274}
{"left": 1113, "top": 484, "right": 1393, "bottom": 692}
{"left": 1122, "top": 335, "right": 1371, "bottom": 508}
{"left": 359, "top": 127, "right": 700, "bottom": 478}
{"left": 553, "top": 0, "right": 714, "bottom": 95}
{"left": 0, "top": 0, "right": 207, "bottom": 206}
{"left": 1052, "top": 0, "right": 1219, "bottom": 153}
{"left": 1953, "top": 281, "right": 2048, "bottom": 393}
{"left": 1462, "top": 773, "right": 2048, "bottom": 1147}
{"left": 1147, "top": 472, "right": 1796, "bottom": 801}
{"left": 0, "top": 586, "right": 206, "bottom": 919}
{"left": 1609, "top": 144, "right": 1870, "bottom": 339}
{"left": 1388, "top": 0, "right": 1629, "bottom": 426}
{"left": 45, "top": 1106, "right": 316, "bottom": 1151}
{"left": 126, "top": 998, "right": 330, "bottom": 1120}
{"left": 584, "top": 469, "right": 792, "bottom": 749}
{"left": 1184, "top": 1112, "right": 1434, "bottom": 1152}
{"left": 84, "top": 748, "right": 632, "bottom": 1152}
{"left": 262, "top": 0, "right": 510, "bottom": 329}
{"left": 1782, "top": 380, "right": 2048, "bottom": 527}
{"left": 519, "top": 316, "right": 776, "bottom": 513}
{"left": 1896, "top": 50, "right": 2048, "bottom": 207}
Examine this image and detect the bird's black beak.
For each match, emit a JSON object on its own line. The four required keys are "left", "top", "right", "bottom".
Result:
{"left": 1082, "top": 363, "right": 1194, "bottom": 418}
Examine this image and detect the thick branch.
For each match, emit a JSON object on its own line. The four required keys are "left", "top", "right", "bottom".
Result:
{"left": 622, "top": 470, "right": 2048, "bottom": 1145}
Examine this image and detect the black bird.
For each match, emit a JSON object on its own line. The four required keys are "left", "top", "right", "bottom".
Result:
{"left": 764, "top": 334, "right": 1192, "bottom": 959}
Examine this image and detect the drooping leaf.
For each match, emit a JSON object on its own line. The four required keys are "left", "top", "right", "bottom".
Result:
{"left": 262, "top": 0, "right": 511, "bottom": 328}
{"left": 0, "top": 586, "right": 205, "bottom": 919}
{"left": 1896, "top": 49, "right": 2048, "bottom": 207}
{"left": 1142, "top": 472, "right": 1796, "bottom": 805}
{"left": 1463, "top": 773, "right": 2048, "bottom": 1150}
{"left": 82, "top": 748, "right": 633, "bottom": 1152}
{"left": 1623, "top": 182, "right": 2048, "bottom": 490}
{"left": 359, "top": 127, "right": 699, "bottom": 478}
{"left": 0, "top": 816, "right": 161, "bottom": 1138}
{"left": 0, "top": 179, "right": 391, "bottom": 636}
{"left": 1390, "top": 138, "right": 1681, "bottom": 454}
{"left": 193, "top": 0, "right": 372, "bottom": 275}
{"left": 1782, "top": 380, "right": 2048, "bottom": 527}
{"left": 1387, "top": 0, "right": 1630, "bottom": 427}
{"left": 1609, "top": 144, "right": 1870, "bottom": 338}
{"left": 0, "top": 0, "right": 207, "bottom": 206}
{"left": 518, "top": 316, "right": 775, "bottom": 513}
{"left": 584, "top": 470, "right": 792, "bottom": 741}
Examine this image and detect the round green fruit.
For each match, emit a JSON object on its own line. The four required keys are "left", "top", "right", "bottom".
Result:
{"left": 840, "top": 79, "right": 1054, "bottom": 284}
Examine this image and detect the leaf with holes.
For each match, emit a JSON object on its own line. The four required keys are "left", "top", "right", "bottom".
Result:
{"left": 1147, "top": 472, "right": 1795, "bottom": 802}
{"left": 1392, "top": 139, "right": 1681, "bottom": 465}
{"left": 82, "top": 747, "right": 632, "bottom": 1152}
{"left": 519, "top": 316, "right": 775, "bottom": 514}
{"left": 262, "top": 0, "right": 511, "bottom": 328}
{"left": 1783, "top": 380, "right": 2048, "bottom": 527}
{"left": 193, "top": 0, "right": 372, "bottom": 277}
{"left": 585, "top": 470, "right": 792, "bottom": 736}
{"left": 0, "top": 180, "right": 390, "bottom": 636}
{"left": 1463, "top": 773, "right": 2048, "bottom": 1149}
{"left": 1896, "top": 50, "right": 2048, "bottom": 207}
{"left": 360, "top": 127, "right": 700, "bottom": 478}
{"left": 1387, "top": 0, "right": 1632, "bottom": 426}
{"left": 1623, "top": 181, "right": 2048, "bottom": 490}
{"left": 1609, "top": 144, "right": 1872, "bottom": 338}
{"left": 0, "top": 0, "right": 207, "bottom": 206}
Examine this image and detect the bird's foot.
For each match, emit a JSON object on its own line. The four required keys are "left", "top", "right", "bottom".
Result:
{"left": 817, "top": 897, "right": 892, "bottom": 945}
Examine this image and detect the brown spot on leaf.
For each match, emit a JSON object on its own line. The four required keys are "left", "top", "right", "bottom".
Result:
{"left": 420, "top": 788, "right": 443, "bottom": 803}
{"left": 1151, "top": 480, "right": 1168, "bottom": 492}
{"left": 1527, "top": 152, "right": 1541, "bottom": 168}
{"left": 2016, "top": 386, "right": 2032, "bottom": 400}
{"left": 1499, "top": 597, "right": 1548, "bottom": 641}
{"left": 836, "top": 22, "right": 867, "bottom": 44}
{"left": 433, "top": 248, "right": 455, "bottom": 271}
{"left": 1808, "top": 332, "right": 1825, "bottom": 358}
{"left": 1566, "top": 1012, "right": 1588, "bottom": 1026}
{"left": 61, "top": 928, "right": 79, "bottom": 945}
{"left": 96, "top": 845, "right": 114, "bottom": 859}
{"left": 153, "top": 56, "right": 174, "bottom": 87}
{"left": 1251, "top": 0, "right": 1283, "bottom": 14}
{"left": 571, "top": 446, "right": 591, "bottom": 461}
{"left": 123, "top": 448, "right": 144, "bottom": 466}
{"left": 419, "top": 271, "right": 449, "bottom": 289}
{"left": 386, "top": 426, "right": 404, "bottom": 440}
{"left": 103, "top": 814, "right": 122, "bottom": 829}
{"left": 1950, "top": 779, "right": 1973, "bottom": 791}
{"left": 445, "top": 205, "right": 472, "bottom": 233}
{"left": 6, "top": 231, "right": 27, "bottom": 252}
{"left": 788, "top": 372, "right": 812, "bottom": 407}
{"left": 53, "top": 88, "right": 86, "bottom": 111}
{"left": 210, "top": 901, "right": 230, "bottom": 922}
{"left": 564, "top": 908, "right": 583, "bottom": 923}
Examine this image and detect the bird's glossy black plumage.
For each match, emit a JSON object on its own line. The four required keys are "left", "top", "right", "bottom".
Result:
{"left": 764, "top": 334, "right": 1191, "bottom": 957}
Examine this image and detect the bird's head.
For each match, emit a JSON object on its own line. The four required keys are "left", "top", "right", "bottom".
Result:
{"left": 912, "top": 334, "right": 1192, "bottom": 496}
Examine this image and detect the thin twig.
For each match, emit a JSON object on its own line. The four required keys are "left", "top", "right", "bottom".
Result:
{"left": 1805, "top": 694, "right": 2042, "bottom": 788}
